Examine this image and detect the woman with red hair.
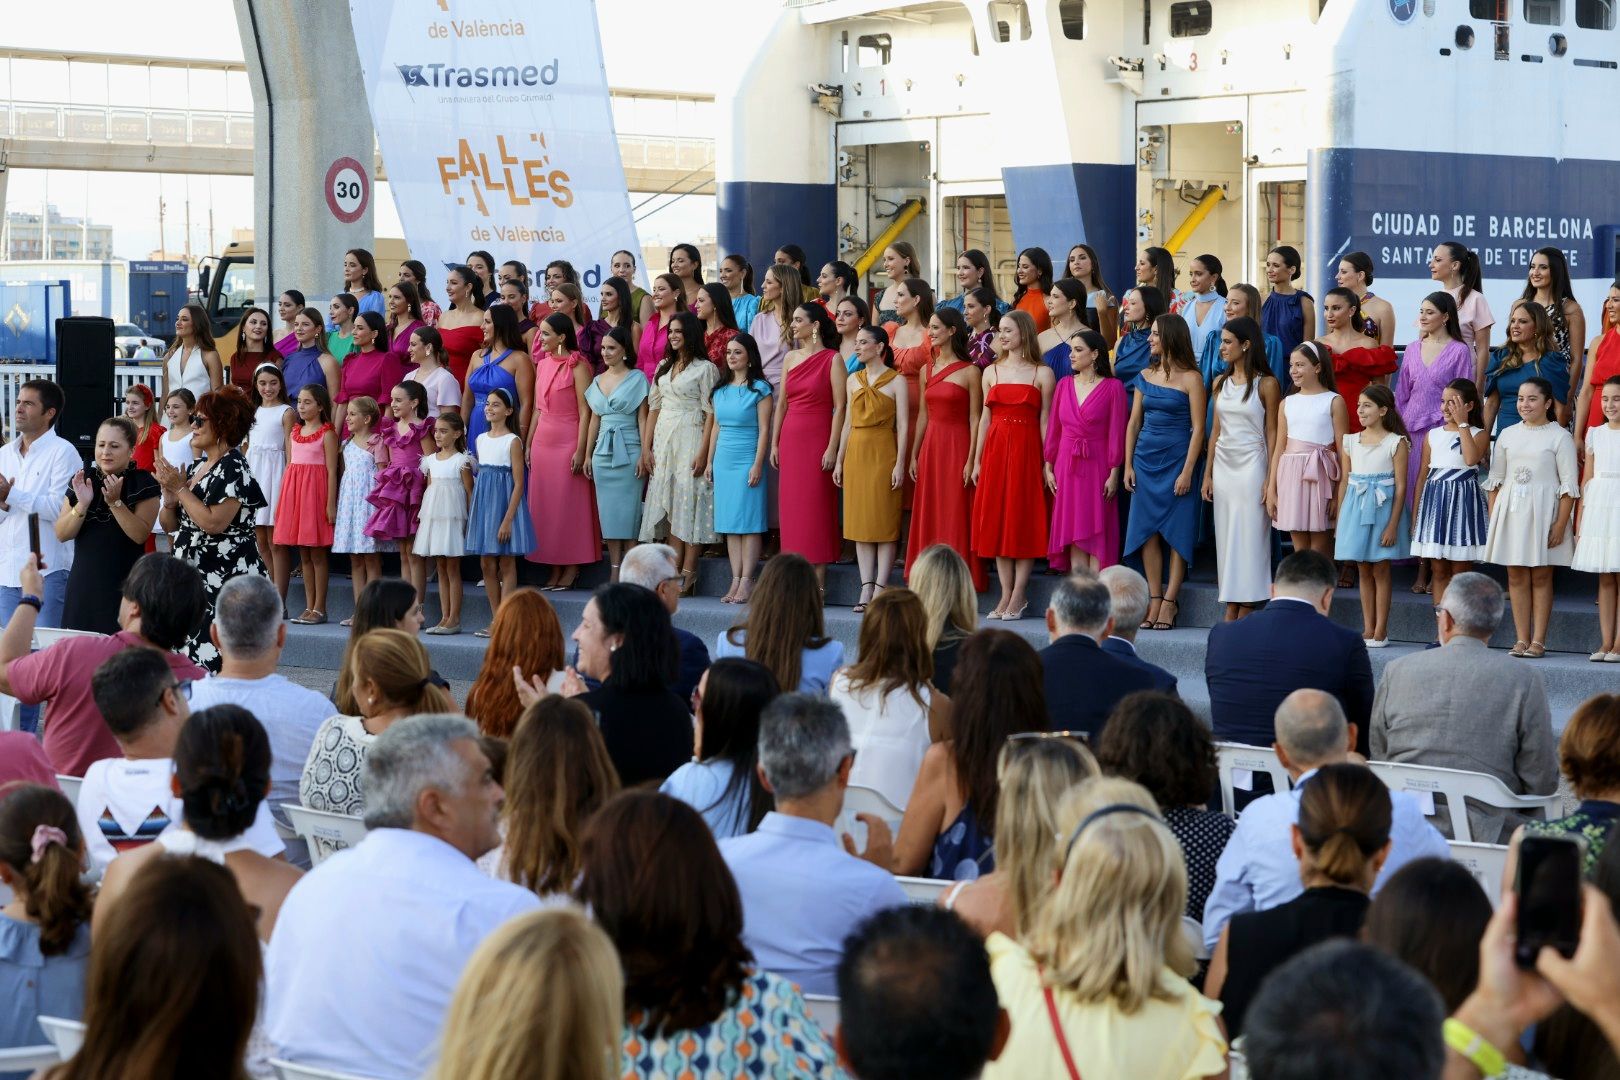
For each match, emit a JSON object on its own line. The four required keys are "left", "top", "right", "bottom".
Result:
{"left": 463, "top": 588, "right": 568, "bottom": 738}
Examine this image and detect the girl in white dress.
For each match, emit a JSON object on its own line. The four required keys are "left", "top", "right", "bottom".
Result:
{"left": 1202, "top": 317, "right": 1280, "bottom": 620}
{"left": 155, "top": 389, "right": 198, "bottom": 552}
{"left": 1482, "top": 376, "right": 1578, "bottom": 657}
{"left": 1267, "top": 342, "right": 1349, "bottom": 556}
{"left": 332, "top": 396, "right": 394, "bottom": 626}
{"left": 1573, "top": 374, "right": 1620, "bottom": 661}
{"left": 246, "top": 364, "right": 294, "bottom": 584}
{"left": 1411, "top": 378, "right": 1490, "bottom": 608}
{"left": 417, "top": 412, "right": 473, "bottom": 635}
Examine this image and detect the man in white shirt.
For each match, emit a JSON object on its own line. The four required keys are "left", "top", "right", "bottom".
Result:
{"left": 80, "top": 644, "right": 283, "bottom": 871}
{"left": 1201, "top": 688, "right": 1451, "bottom": 953}
{"left": 0, "top": 379, "right": 84, "bottom": 733}
{"left": 720, "top": 694, "right": 907, "bottom": 997}
{"left": 264, "top": 714, "right": 540, "bottom": 1080}
{"left": 188, "top": 574, "right": 331, "bottom": 866}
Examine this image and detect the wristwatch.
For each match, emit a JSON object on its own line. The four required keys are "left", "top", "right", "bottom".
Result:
{"left": 108, "top": 499, "right": 124, "bottom": 509}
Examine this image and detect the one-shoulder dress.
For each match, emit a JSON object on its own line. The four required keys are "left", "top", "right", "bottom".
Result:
{"left": 778, "top": 349, "right": 843, "bottom": 563}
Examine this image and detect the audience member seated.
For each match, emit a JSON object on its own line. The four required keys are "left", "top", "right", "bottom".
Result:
{"left": 1207, "top": 762, "right": 1393, "bottom": 1036}
{"left": 660, "top": 658, "right": 777, "bottom": 838}
{"left": 719, "top": 693, "right": 908, "bottom": 995}
{"left": 1097, "top": 691, "right": 1235, "bottom": 919}
{"left": 1362, "top": 857, "right": 1492, "bottom": 1012}
{"left": 619, "top": 542, "right": 710, "bottom": 701}
{"left": 549, "top": 583, "right": 692, "bottom": 787}
{"left": 1370, "top": 572, "right": 1557, "bottom": 842}
{"left": 1205, "top": 550, "right": 1374, "bottom": 754}
{"left": 41, "top": 854, "right": 264, "bottom": 1080}
{"left": 1202, "top": 689, "right": 1449, "bottom": 953}
{"left": 432, "top": 907, "right": 624, "bottom": 1080}
{"left": 1522, "top": 692, "right": 1620, "bottom": 874}
{"left": 330, "top": 576, "right": 433, "bottom": 712}
{"left": 909, "top": 544, "right": 979, "bottom": 695}
{"left": 1097, "top": 566, "right": 1178, "bottom": 693}
{"left": 945, "top": 732, "right": 1098, "bottom": 940}
{"left": 95, "top": 705, "right": 304, "bottom": 942}
{"left": 188, "top": 573, "right": 332, "bottom": 866}
{"left": 1242, "top": 940, "right": 1445, "bottom": 1080}
{"left": 831, "top": 588, "right": 948, "bottom": 808}
{"left": 481, "top": 695, "right": 620, "bottom": 898}
{"left": 464, "top": 588, "right": 566, "bottom": 738}
{"left": 0, "top": 733, "right": 55, "bottom": 789}
{"left": 578, "top": 791, "right": 844, "bottom": 1079}
{"left": 0, "top": 552, "right": 205, "bottom": 776}
{"left": 982, "top": 777, "right": 1226, "bottom": 1079}
{"left": 1040, "top": 572, "right": 1162, "bottom": 738}
{"left": 1534, "top": 838, "right": 1620, "bottom": 1079}
{"left": 835, "top": 906, "right": 1009, "bottom": 1080}
{"left": 715, "top": 554, "right": 843, "bottom": 694}
{"left": 892, "top": 630, "right": 1045, "bottom": 879}
{"left": 81, "top": 647, "right": 281, "bottom": 872}
{"left": 301, "top": 628, "right": 455, "bottom": 816}
{"left": 0, "top": 784, "right": 91, "bottom": 1063}
{"left": 266, "top": 715, "right": 541, "bottom": 1080}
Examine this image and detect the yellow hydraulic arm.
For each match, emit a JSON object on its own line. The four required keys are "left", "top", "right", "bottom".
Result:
{"left": 1164, "top": 186, "right": 1225, "bottom": 253}
{"left": 853, "top": 198, "right": 926, "bottom": 278}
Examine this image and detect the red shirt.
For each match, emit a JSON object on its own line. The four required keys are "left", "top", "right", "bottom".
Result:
{"left": 8, "top": 630, "right": 206, "bottom": 777}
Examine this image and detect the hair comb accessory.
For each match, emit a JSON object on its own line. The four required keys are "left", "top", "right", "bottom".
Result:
{"left": 30, "top": 824, "right": 67, "bottom": 864}
{"left": 1061, "top": 802, "right": 1162, "bottom": 862}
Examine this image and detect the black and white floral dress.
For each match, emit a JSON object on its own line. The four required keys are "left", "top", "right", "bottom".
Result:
{"left": 172, "top": 449, "right": 266, "bottom": 671}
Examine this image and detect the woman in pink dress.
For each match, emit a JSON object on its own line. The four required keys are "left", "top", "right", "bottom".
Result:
{"left": 635, "top": 273, "right": 684, "bottom": 381}
{"left": 749, "top": 264, "right": 801, "bottom": 389}
{"left": 1044, "top": 328, "right": 1127, "bottom": 572}
{"left": 385, "top": 282, "right": 426, "bottom": 367}
{"left": 527, "top": 314, "right": 602, "bottom": 591}
{"left": 770, "top": 301, "right": 846, "bottom": 588}
{"left": 1431, "top": 242, "right": 1495, "bottom": 387}
{"left": 335, "top": 313, "right": 407, "bottom": 436}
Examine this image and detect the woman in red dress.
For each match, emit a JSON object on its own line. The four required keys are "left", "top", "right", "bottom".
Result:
{"left": 694, "top": 283, "right": 740, "bottom": 369}
{"left": 437, "top": 265, "right": 487, "bottom": 388}
{"left": 907, "top": 308, "right": 985, "bottom": 590}
{"left": 970, "top": 310, "right": 1055, "bottom": 620}
{"left": 883, "top": 278, "right": 936, "bottom": 507}
{"left": 1320, "top": 287, "right": 1397, "bottom": 432}
{"left": 769, "top": 302, "right": 846, "bottom": 589}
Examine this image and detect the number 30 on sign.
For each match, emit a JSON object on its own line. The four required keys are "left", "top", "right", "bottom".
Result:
{"left": 325, "top": 157, "right": 370, "bottom": 224}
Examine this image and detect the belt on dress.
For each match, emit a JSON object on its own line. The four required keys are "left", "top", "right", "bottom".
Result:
{"left": 1346, "top": 471, "right": 1395, "bottom": 526}
{"left": 596, "top": 424, "right": 635, "bottom": 467}
{"left": 1061, "top": 435, "right": 1094, "bottom": 462}
{"left": 1284, "top": 438, "right": 1341, "bottom": 487}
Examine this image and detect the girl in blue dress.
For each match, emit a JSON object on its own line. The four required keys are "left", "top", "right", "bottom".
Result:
{"left": 706, "top": 333, "right": 774, "bottom": 604}
{"left": 583, "top": 326, "right": 650, "bottom": 579}
{"left": 1124, "top": 314, "right": 1207, "bottom": 631}
{"left": 1334, "top": 385, "right": 1412, "bottom": 647}
{"left": 466, "top": 387, "right": 535, "bottom": 623}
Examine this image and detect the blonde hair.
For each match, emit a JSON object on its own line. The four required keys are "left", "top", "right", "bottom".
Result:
{"left": 432, "top": 906, "right": 623, "bottom": 1080}
{"left": 349, "top": 629, "right": 456, "bottom": 717}
{"left": 1026, "top": 777, "right": 1194, "bottom": 1012}
{"left": 910, "top": 544, "right": 978, "bottom": 651}
{"left": 994, "top": 738, "right": 1099, "bottom": 938}
{"left": 995, "top": 309, "right": 1042, "bottom": 367}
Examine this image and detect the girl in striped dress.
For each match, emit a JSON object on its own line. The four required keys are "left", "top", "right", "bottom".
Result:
{"left": 1411, "top": 378, "right": 1489, "bottom": 610}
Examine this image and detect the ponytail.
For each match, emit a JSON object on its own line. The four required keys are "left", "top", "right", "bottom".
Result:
{"left": 1194, "top": 254, "right": 1228, "bottom": 298}
{"left": 1326, "top": 287, "right": 1368, "bottom": 335}
{"left": 1297, "top": 764, "right": 1391, "bottom": 887}
{"left": 1441, "top": 241, "right": 1482, "bottom": 303}
{"left": 0, "top": 784, "right": 91, "bottom": 955}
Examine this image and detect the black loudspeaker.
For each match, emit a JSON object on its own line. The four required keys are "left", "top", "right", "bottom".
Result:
{"left": 55, "top": 316, "right": 118, "bottom": 464}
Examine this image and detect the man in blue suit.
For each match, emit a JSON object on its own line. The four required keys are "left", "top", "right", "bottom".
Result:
{"left": 1097, "top": 565, "right": 1178, "bottom": 695}
{"left": 1204, "top": 549, "right": 1372, "bottom": 755}
{"left": 1039, "top": 573, "right": 1162, "bottom": 739}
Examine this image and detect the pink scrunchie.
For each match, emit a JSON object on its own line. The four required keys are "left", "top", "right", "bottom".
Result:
{"left": 30, "top": 824, "right": 67, "bottom": 864}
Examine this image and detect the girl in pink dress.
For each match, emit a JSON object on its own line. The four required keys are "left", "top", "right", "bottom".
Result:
{"left": 527, "top": 315, "right": 602, "bottom": 590}
{"left": 1044, "top": 329, "right": 1127, "bottom": 572}
{"left": 365, "top": 380, "right": 435, "bottom": 601}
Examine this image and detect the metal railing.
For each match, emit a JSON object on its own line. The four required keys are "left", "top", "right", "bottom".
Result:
{"left": 0, "top": 363, "right": 164, "bottom": 443}
{"left": 1, "top": 100, "right": 253, "bottom": 150}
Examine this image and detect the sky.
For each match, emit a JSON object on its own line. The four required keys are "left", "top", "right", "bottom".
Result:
{"left": 2, "top": 0, "right": 727, "bottom": 264}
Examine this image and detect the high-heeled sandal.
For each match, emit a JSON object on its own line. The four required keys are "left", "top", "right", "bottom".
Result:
{"left": 1141, "top": 596, "right": 1163, "bottom": 631}
{"left": 679, "top": 569, "right": 697, "bottom": 597}
{"left": 1151, "top": 598, "right": 1179, "bottom": 632}
{"left": 852, "top": 581, "right": 876, "bottom": 614}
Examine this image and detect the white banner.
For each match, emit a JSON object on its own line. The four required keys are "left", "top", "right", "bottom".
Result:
{"left": 348, "top": 0, "right": 639, "bottom": 305}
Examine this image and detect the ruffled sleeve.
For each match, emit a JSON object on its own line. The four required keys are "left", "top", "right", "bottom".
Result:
{"left": 695, "top": 361, "right": 720, "bottom": 415}
{"left": 1175, "top": 978, "right": 1231, "bottom": 1079}
{"left": 1340, "top": 344, "right": 1398, "bottom": 377}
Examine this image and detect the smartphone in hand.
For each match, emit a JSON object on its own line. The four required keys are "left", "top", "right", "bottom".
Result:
{"left": 1515, "top": 833, "right": 1585, "bottom": 968}
{"left": 27, "top": 512, "right": 40, "bottom": 562}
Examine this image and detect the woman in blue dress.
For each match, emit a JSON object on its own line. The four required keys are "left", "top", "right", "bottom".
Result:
{"left": 706, "top": 333, "right": 774, "bottom": 604}
{"left": 1037, "top": 278, "right": 1090, "bottom": 381}
{"left": 584, "top": 326, "right": 650, "bottom": 580}
{"left": 1125, "top": 315, "right": 1207, "bottom": 632}
{"left": 460, "top": 304, "right": 532, "bottom": 454}
{"left": 1262, "top": 245, "right": 1315, "bottom": 390}
{"left": 1114, "top": 285, "right": 1167, "bottom": 406}
{"left": 1484, "top": 298, "right": 1570, "bottom": 436}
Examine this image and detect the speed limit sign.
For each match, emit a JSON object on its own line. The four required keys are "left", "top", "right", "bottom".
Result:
{"left": 325, "top": 157, "right": 370, "bottom": 224}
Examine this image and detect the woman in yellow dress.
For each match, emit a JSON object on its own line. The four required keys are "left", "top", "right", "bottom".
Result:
{"left": 835, "top": 324, "right": 910, "bottom": 612}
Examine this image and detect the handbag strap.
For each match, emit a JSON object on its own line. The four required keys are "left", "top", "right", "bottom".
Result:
{"left": 1043, "top": 983, "right": 1083, "bottom": 1080}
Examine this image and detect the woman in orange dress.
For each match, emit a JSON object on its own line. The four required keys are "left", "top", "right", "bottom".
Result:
{"left": 1011, "top": 247, "right": 1055, "bottom": 333}
{"left": 971, "top": 310, "right": 1055, "bottom": 620}
{"left": 907, "top": 309, "right": 985, "bottom": 590}
{"left": 883, "top": 277, "right": 935, "bottom": 508}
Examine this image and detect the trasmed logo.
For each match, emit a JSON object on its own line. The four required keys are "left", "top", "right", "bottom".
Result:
{"left": 397, "top": 60, "right": 558, "bottom": 89}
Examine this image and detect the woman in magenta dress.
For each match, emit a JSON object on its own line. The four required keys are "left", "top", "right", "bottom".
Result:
{"left": 1396, "top": 292, "right": 1477, "bottom": 504}
{"left": 906, "top": 308, "right": 984, "bottom": 590}
{"left": 770, "top": 301, "right": 846, "bottom": 588}
{"left": 527, "top": 314, "right": 601, "bottom": 591}
{"left": 971, "top": 310, "right": 1056, "bottom": 620}
{"left": 1044, "top": 328, "right": 1127, "bottom": 572}
{"left": 384, "top": 282, "right": 426, "bottom": 368}
{"left": 335, "top": 313, "right": 407, "bottom": 435}
{"left": 636, "top": 273, "right": 684, "bottom": 381}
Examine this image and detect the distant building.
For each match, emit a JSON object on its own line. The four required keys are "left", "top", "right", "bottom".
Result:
{"left": 5, "top": 206, "right": 115, "bottom": 261}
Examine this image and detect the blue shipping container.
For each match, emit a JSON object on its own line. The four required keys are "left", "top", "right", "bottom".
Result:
{"left": 128, "top": 261, "right": 188, "bottom": 339}
{"left": 0, "top": 280, "right": 71, "bottom": 362}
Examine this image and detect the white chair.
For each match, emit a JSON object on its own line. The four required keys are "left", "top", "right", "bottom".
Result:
{"left": 1365, "top": 761, "right": 1560, "bottom": 844}
{"left": 0, "top": 1045, "right": 60, "bottom": 1071}
{"left": 1181, "top": 915, "right": 1210, "bottom": 961}
{"left": 36, "top": 1015, "right": 85, "bottom": 1059}
{"left": 1449, "top": 840, "right": 1511, "bottom": 908}
{"left": 280, "top": 804, "right": 367, "bottom": 866}
{"left": 838, "top": 784, "right": 905, "bottom": 852}
{"left": 897, "top": 876, "right": 950, "bottom": 906}
{"left": 802, "top": 994, "right": 841, "bottom": 1032}
{"left": 0, "top": 690, "right": 17, "bottom": 732}
{"left": 32, "top": 627, "right": 105, "bottom": 649}
{"left": 1227, "top": 1036, "right": 1250, "bottom": 1080}
{"left": 54, "top": 775, "right": 82, "bottom": 810}
{"left": 1214, "top": 743, "right": 1292, "bottom": 817}
{"left": 271, "top": 1061, "right": 376, "bottom": 1080}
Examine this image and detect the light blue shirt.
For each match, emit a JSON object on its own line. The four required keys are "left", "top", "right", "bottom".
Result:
{"left": 0, "top": 917, "right": 88, "bottom": 1079}
{"left": 719, "top": 811, "right": 908, "bottom": 996}
{"left": 712, "top": 632, "right": 844, "bottom": 695}
{"left": 264, "top": 828, "right": 544, "bottom": 1080}
{"left": 1201, "top": 766, "right": 1451, "bottom": 953}
{"left": 661, "top": 758, "right": 750, "bottom": 839}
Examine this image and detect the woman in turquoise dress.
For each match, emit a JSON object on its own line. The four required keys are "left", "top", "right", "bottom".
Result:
{"left": 706, "top": 333, "right": 774, "bottom": 603}
{"left": 584, "top": 326, "right": 650, "bottom": 579}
